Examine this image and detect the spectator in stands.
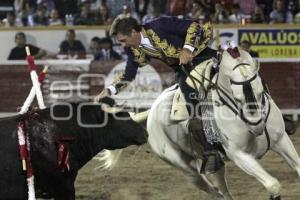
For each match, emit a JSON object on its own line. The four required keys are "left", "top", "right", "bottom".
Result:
{"left": 228, "top": 3, "right": 245, "bottom": 24}
{"left": 142, "top": 6, "right": 166, "bottom": 24}
{"left": 106, "top": 0, "right": 132, "bottom": 17}
{"left": 149, "top": 0, "right": 167, "bottom": 16}
{"left": 211, "top": 2, "right": 229, "bottom": 23}
{"left": 117, "top": 4, "right": 140, "bottom": 22}
{"left": 48, "top": 8, "right": 63, "bottom": 26}
{"left": 251, "top": 5, "right": 266, "bottom": 23}
{"left": 295, "top": 12, "right": 300, "bottom": 23}
{"left": 240, "top": 40, "right": 259, "bottom": 58}
{"left": 234, "top": 0, "right": 256, "bottom": 15}
{"left": 168, "top": 0, "right": 193, "bottom": 17}
{"left": 287, "top": 0, "right": 298, "bottom": 15}
{"left": 199, "top": 0, "right": 214, "bottom": 16}
{"left": 270, "top": 0, "right": 294, "bottom": 24}
{"left": 8, "top": 32, "right": 46, "bottom": 60}
{"left": 256, "top": 0, "right": 273, "bottom": 22}
{"left": 18, "top": 1, "right": 36, "bottom": 26}
{"left": 29, "top": 4, "right": 49, "bottom": 26}
{"left": 54, "top": 0, "right": 79, "bottom": 18}
{"left": 89, "top": 0, "right": 101, "bottom": 12}
{"left": 95, "top": 2, "right": 113, "bottom": 25}
{"left": 36, "top": 0, "right": 55, "bottom": 13}
{"left": 74, "top": 2, "right": 96, "bottom": 25}
{"left": 133, "top": 0, "right": 150, "bottom": 20}
{"left": 187, "top": 2, "right": 208, "bottom": 24}
{"left": 14, "top": 0, "right": 25, "bottom": 16}
{"left": 58, "top": 29, "right": 86, "bottom": 58}
{"left": 89, "top": 36, "right": 102, "bottom": 60}
{"left": 98, "top": 37, "right": 122, "bottom": 61}
{"left": 216, "top": 0, "right": 234, "bottom": 11}
{"left": 1, "top": 11, "right": 23, "bottom": 27}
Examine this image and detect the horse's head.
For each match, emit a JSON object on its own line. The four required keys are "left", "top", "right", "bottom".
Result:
{"left": 217, "top": 43, "right": 265, "bottom": 126}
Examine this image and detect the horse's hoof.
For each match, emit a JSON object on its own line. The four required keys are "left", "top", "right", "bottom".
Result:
{"left": 270, "top": 195, "right": 281, "bottom": 200}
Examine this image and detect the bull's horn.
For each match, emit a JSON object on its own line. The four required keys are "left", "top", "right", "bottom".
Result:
{"left": 101, "top": 104, "right": 123, "bottom": 113}
{"left": 129, "top": 110, "right": 149, "bottom": 123}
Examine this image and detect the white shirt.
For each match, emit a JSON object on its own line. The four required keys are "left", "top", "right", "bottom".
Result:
{"left": 139, "top": 32, "right": 156, "bottom": 50}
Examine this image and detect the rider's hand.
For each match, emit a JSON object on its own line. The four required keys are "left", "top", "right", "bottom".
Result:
{"left": 179, "top": 48, "right": 193, "bottom": 65}
{"left": 94, "top": 88, "right": 111, "bottom": 103}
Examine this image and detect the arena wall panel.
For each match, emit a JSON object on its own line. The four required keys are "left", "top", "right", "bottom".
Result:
{"left": 0, "top": 60, "right": 299, "bottom": 113}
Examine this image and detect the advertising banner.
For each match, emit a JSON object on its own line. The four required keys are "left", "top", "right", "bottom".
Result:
{"left": 238, "top": 29, "right": 300, "bottom": 58}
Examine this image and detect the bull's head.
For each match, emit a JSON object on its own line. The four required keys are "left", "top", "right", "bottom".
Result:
{"left": 98, "top": 97, "right": 148, "bottom": 149}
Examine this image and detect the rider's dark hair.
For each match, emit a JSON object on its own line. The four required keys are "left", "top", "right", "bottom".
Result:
{"left": 110, "top": 17, "right": 141, "bottom": 36}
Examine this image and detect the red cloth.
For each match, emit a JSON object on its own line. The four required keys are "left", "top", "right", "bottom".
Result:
{"left": 19, "top": 145, "right": 27, "bottom": 159}
{"left": 227, "top": 47, "right": 240, "bottom": 58}
{"left": 26, "top": 156, "right": 34, "bottom": 178}
{"left": 26, "top": 56, "right": 36, "bottom": 72}
{"left": 38, "top": 72, "right": 46, "bottom": 83}
{"left": 56, "top": 137, "right": 75, "bottom": 172}
{"left": 17, "top": 122, "right": 27, "bottom": 160}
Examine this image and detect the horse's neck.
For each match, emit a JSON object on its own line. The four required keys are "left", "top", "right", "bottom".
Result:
{"left": 215, "top": 73, "right": 232, "bottom": 94}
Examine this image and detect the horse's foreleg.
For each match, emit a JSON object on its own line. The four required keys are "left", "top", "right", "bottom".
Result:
{"left": 204, "top": 166, "right": 233, "bottom": 200}
{"left": 271, "top": 133, "right": 300, "bottom": 176}
{"left": 187, "top": 159, "right": 233, "bottom": 200}
{"left": 227, "top": 149, "right": 281, "bottom": 198}
{"left": 184, "top": 172, "right": 222, "bottom": 199}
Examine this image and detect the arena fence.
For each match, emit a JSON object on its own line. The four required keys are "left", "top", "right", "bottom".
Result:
{"left": 0, "top": 58, "right": 299, "bottom": 120}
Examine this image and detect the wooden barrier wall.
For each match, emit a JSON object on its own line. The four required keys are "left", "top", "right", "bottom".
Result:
{"left": 0, "top": 60, "right": 299, "bottom": 112}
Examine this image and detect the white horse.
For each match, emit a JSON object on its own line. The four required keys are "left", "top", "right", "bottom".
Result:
{"left": 97, "top": 47, "right": 300, "bottom": 200}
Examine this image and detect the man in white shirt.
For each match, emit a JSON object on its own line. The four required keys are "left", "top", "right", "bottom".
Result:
{"left": 96, "top": 16, "right": 224, "bottom": 174}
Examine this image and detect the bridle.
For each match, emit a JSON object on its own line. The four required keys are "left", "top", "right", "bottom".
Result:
{"left": 181, "top": 52, "right": 270, "bottom": 127}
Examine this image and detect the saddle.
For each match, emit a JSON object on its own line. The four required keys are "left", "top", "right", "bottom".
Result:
{"left": 170, "top": 59, "right": 214, "bottom": 121}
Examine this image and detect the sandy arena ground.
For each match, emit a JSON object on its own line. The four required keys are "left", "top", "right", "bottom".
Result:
{"left": 76, "top": 127, "right": 300, "bottom": 200}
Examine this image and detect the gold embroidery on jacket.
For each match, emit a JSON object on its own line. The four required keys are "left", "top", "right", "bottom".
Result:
{"left": 131, "top": 48, "right": 148, "bottom": 66}
{"left": 192, "top": 22, "right": 212, "bottom": 56}
{"left": 146, "top": 29, "right": 180, "bottom": 58}
{"left": 140, "top": 28, "right": 164, "bottom": 58}
{"left": 185, "top": 22, "right": 198, "bottom": 46}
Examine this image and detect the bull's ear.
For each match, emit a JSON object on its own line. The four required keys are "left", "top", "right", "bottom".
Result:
{"left": 98, "top": 97, "right": 116, "bottom": 107}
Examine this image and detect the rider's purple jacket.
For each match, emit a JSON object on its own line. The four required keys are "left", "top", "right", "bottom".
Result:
{"left": 112, "top": 16, "right": 213, "bottom": 93}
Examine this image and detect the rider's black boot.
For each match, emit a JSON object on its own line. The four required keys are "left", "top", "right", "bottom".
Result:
{"left": 187, "top": 118, "right": 224, "bottom": 174}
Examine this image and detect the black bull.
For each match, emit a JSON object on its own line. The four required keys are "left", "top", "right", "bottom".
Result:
{"left": 0, "top": 103, "right": 148, "bottom": 200}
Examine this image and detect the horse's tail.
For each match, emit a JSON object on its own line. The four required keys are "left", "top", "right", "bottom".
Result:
{"left": 94, "top": 149, "right": 123, "bottom": 170}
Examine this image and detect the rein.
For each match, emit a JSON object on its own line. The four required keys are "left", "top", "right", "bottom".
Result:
{"left": 181, "top": 63, "right": 271, "bottom": 127}
{"left": 185, "top": 62, "right": 272, "bottom": 153}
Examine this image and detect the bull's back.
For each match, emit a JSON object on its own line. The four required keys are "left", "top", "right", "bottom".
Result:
{"left": 0, "top": 116, "right": 27, "bottom": 198}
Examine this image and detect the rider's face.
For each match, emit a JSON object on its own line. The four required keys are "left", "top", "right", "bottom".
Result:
{"left": 116, "top": 30, "right": 141, "bottom": 48}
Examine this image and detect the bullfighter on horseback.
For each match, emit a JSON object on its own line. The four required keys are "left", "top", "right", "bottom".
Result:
{"left": 96, "top": 16, "right": 224, "bottom": 174}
